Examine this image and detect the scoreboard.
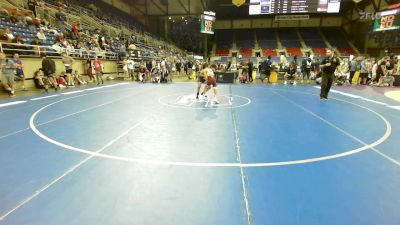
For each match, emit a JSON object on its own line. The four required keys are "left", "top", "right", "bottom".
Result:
{"left": 249, "top": 0, "right": 341, "bottom": 15}
{"left": 200, "top": 11, "right": 216, "bottom": 35}
{"left": 373, "top": 8, "right": 400, "bottom": 32}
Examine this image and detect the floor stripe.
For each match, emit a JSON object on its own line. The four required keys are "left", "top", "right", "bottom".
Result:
{"left": 85, "top": 87, "right": 104, "bottom": 91}
{"left": 313, "top": 86, "right": 391, "bottom": 105}
{"left": 29, "top": 91, "right": 392, "bottom": 167}
{"left": 0, "top": 117, "right": 149, "bottom": 221}
{"left": 359, "top": 97, "right": 388, "bottom": 106}
{"left": 0, "top": 101, "right": 27, "bottom": 108}
{"left": 30, "top": 95, "right": 59, "bottom": 101}
{"left": 0, "top": 87, "right": 153, "bottom": 141}
{"left": 372, "top": 149, "right": 400, "bottom": 166}
{"left": 272, "top": 91, "right": 398, "bottom": 167}
{"left": 60, "top": 90, "right": 85, "bottom": 95}
{"left": 386, "top": 105, "right": 400, "bottom": 111}
{"left": 230, "top": 86, "right": 252, "bottom": 225}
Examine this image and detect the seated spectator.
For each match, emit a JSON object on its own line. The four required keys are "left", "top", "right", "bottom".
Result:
{"left": 335, "top": 61, "right": 349, "bottom": 86}
{"left": 73, "top": 70, "right": 87, "bottom": 85}
{"left": 11, "top": 52, "right": 27, "bottom": 91}
{"left": 0, "top": 52, "right": 17, "bottom": 97}
{"left": 41, "top": 53, "right": 58, "bottom": 90}
{"left": 371, "top": 57, "right": 387, "bottom": 85}
{"left": 26, "top": 16, "right": 37, "bottom": 33}
{"left": 138, "top": 62, "right": 148, "bottom": 82}
{"left": 239, "top": 69, "right": 249, "bottom": 83}
{"left": 4, "top": 28, "right": 15, "bottom": 42}
{"left": 51, "top": 42, "right": 63, "bottom": 54}
{"left": 34, "top": 69, "right": 49, "bottom": 92}
{"left": 36, "top": 28, "right": 47, "bottom": 41}
{"left": 381, "top": 74, "right": 395, "bottom": 87}
{"left": 284, "top": 60, "right": 299, "bottom": 85}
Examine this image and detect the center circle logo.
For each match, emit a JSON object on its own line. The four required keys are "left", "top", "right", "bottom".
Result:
{"left": 158, "top": 94, "right": 251, "bottom": 109}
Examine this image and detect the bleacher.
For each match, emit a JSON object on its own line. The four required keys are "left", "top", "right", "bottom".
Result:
{"left": 322, "top": 27, "right": 356, "bottom": 56}
{"left": 215, "top": 49, "right": 230, "bottom": 56}
{"left": 236, "top": 29, "right": 254, "bottom": 57}
{"left": 215, "top": 29, "right": 233, "bottom": 56}
{"left": 0, "top": 19, "right": 58, "bottom": 46}
{"left": 298, "top": 27, "right": 327, "bottom": 56}
{"left": 255, "top": 28, "right": 278, "bottom": 56}
{"left": 214, "top": 27, "right": 360, "bottom": 58}
{"left": 277, "top": 28, "right": 303, "bottom": 57}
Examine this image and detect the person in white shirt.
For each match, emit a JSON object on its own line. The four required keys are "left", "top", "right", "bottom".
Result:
{"left": 127, "top": 58, "right": 135, "bottom": 81}
{"left": 4, "top": 28, "right": 14, "bottom": 42}
{"left": 36, "top": 29, "right": 47, "bottom": 41}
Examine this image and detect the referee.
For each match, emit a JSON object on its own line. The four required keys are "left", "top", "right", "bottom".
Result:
{"left": 320, "top": 49, "right": 339, "bottom": 100}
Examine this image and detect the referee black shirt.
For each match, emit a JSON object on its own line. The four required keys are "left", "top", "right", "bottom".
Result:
{"left": 321, "top": 56, "right": 340, "bottom": 74}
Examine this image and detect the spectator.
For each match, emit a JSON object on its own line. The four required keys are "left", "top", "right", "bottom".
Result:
{"left": 41, "top": 53, "right": 58, "bottom": 90}
{"left": 359, "top": 57, "right": 370, "bottom": 85}
{"left": 93, "top": 57, "right": 104, "bottom": 85}
{"left": 61, "top": 52, "right": 75, "bottom": 86}
{"left": 335, "top": 58, "right": 349, "bottom": 86}
{"left": 26, "top": 16, "right": 36, "bottom": 33}
{"left": 348, "top": 55, "right": 358, "bottom": 84}
{"left": 138, "top": 61, "right": 148, "bottom": 82}
{"left": 0, "top": 52, "right": 17, "bottom": 97}
{"left": 85, "top": 58, "right": 95, "bottom": 82}
{"left": 175, "top": 60, "right": 181, "bottom": 76}
{"left": 11, "top": 52, "right": 27, "bottom": 91}
{"left": 36, "top": 28, "right": 47, "bottom": 41}
{"left": 284, "top": 60, "right": 298, "bottom": 85}
{"left": 127, "top": 58, "right": 135, "bottom": 81}
{"left": 381, "top": 73, "right": 395, "bottom": 87}
{"left": 247, "top": 61, "right": 254, "bottom": 82}
{"left": 372, "top": 57, "right": 387, "bottom": 85}
{"left": 261, "top": 56, "right": 272, "bottom": 83}
{"left": 27, "top": 0, "right": 41, "bottom": 17}
{"left": 73, "top": 70, "right": 87, "bottom": 85}
{"left": 55, "top": 9, "right": 66, "bottom": 26}
{"left": 71, "top": 22, "right": 79, "bottom": 39}
{"left": 34, "top": 69, "right": 49, "bottom": 92}
{"left": 4, "top": 28, "right": 15, "bottom": 42}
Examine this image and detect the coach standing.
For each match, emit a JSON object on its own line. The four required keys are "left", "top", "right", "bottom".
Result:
{"left": 320, "top": 49, "right": 339, "bottom": 100}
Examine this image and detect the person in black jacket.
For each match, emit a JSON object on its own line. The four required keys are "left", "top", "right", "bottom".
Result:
{"left": 41, "top": 53, "right": 58, "bottom": 91}
{"left": 320, "top": 49, "right": 340, "bottom": 100}
{"left": 248, "top": 61, "right": 254, "bottom": 82}
{"left": 261, "top": 56, "right": 272, "bottom": 83}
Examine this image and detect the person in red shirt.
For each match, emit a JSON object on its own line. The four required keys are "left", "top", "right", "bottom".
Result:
{"left": 71, "top": 23, "right": 79, "bottom": 40}
{"left": 93, "top": 57, "right": 104, "bottom": 85}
